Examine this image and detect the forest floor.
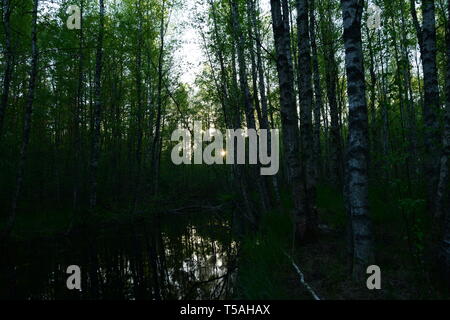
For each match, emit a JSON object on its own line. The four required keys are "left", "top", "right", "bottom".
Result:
{"left": 237, "top": 219, "right": 449, "bottom": 300}
{"left": 235, "top": 185, "right": 450, "bottom": 300}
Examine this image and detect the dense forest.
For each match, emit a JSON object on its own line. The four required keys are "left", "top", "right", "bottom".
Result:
{"left": 0, "top": 0, "right": 449, "bottom": 300}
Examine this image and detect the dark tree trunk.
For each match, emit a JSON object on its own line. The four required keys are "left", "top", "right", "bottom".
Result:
{"left": 68, "top": 0, "right": 85, "bottom": 232}
{"left": 309, "top": 0, "right": 323, "bottom": 181}
{"left": 320, "top": 3, "right": 343, "bottom": 186}
{"left": 436, "top": 0, "right": 450, "bottom": 220}
{"left": 134, "top": 0, "right": 144, "bottom": 212}
{"left": 410, "top": 0, "right": 442, "bottom": 217}
{"left": 365, "top": 23, "right": 377, "bottom": 161}
{"left": 326, "top": 44, "right": 343, "bottom": 186}
{"left": 246, "top": 0, "right": 262, "bottom": 128}
{"left": 270, "top": 0, "right": 309, "bottom": 240}
{"left": 152, "top": 0, "right": 166, "bottom": 195}
{"left": 74, "top": 0, "right": 84, "bottom": 202}
{"left": 400, "top": 1, "right": 418, "bottom": 180}
{"left": 438, "top": 0, "right": 450, "bottom": 285}
{"left": 209, "top": 0, "right": 231, "bottom": 128}
{"left": 231, "top": 0, "right": 269, "bottom": 214}
{"left": 89, "top": 0, "right": 105, "bottom": 209}
{"left": 250, "top": 0, "right": 269, "bottom": 132}
{"left": 0, "top": 0, "right": 14, "bottom": 137}
{"left": 4, "top": 0, "right": 39, "bottom": 236}
{"left": 296, "top": 0, "right": 318, "bottom": 234}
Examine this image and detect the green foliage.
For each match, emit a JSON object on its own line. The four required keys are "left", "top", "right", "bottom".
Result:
{"left": 235, "top": 209, "right": 296, "bottom": 299}
{"left": 316, "top": 185, "right": 347, "bottom": 229}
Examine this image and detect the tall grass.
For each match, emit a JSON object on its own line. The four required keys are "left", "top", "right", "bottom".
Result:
{"left": 234, "top": 209, "right": 298, "bottom": 299}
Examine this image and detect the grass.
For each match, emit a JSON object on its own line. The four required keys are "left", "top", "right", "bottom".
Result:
{"left": 235, "top": 183, "right": 449, "bottom": 300}
{"left": 236, "top": 210, "right": 309, "bottom": 300}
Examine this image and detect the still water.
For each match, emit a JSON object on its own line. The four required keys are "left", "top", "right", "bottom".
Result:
{"left": 0, "top": 212, "right": 237, "bottom": 300}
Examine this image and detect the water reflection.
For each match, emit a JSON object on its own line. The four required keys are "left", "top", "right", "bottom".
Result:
{"left": 0, "top": 212, "right": 237, "bottom": 300}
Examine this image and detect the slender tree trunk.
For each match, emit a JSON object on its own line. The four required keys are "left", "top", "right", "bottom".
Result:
{"left": 4, "top": 0, "right": 39, "bottom": 236}
{"left": 134, "top": 0, "right": 144, "bottom": 212}
{"left": 391, "top": 18, "right": 411, "bottom": 189}
{"left": 67, "top": 1, "right": 85, "bottom": 233}
{"left": 341, "top": 0, "right": 374, "bottom": 279}
{"left": 231, "top": 0, "right": 269, "bottom": 214}
{"left": 436, "top": 0, "right": 450, "bottom": 220}
{"left": 250, "top": 0, "right": 269, "bottom": 132}
{"left": 296, "top": 0, "right": 318, "bottom": 234}
{"left": 377, "top": 30, "right": 390, "bottom": 159}
{"left": 231, "top": 0, "right": 256, "bottom": 136}
{"left": 229, "top": 41, "right": 255, "bottom": 223}
{"left": 265, "top": 67, "right": 282, "bottom": 203}
{"left": 365, "top": 24, "right": 377, "bottom": 162}
{"left": 72, "top": 0, "right": 84, "bottom": 212}
{"left": 250, "top": 0, "right": 278, "bottom": 205}
{"left": 326, "top": 46, "right": 342, "bottom": 185}
{"left": 400, "top": 1, "right": 418, "bottom": 179}
{"left": 0, "top": 0, "right": 13, "bottom": 137}
{"left": 89, "top": 0, "right": 105, "bottom": 209}
{"left": 438, "top": 0, "right": 450, "bottom": 283}
{"left": 209, "top": 0, "right": 231, "bottom": 128}
{"left": 411, "top": 0, "right": 442, "bottom": 217}
{"left": 152, "top": 0, "right": 165, "bottom": 195}
{"left": 319, "top": 4, "right": 343, "bottom": 186}
{"left": 246, "top": 0, "right": 262, "bottom": 128}
{"left": 270, "top": 0, "right": 309, "bottom": 240}
{"left": 310, "top": 0, "right": 323, "bottom": 181}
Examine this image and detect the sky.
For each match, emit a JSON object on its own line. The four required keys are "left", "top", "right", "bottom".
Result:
{"left": 170, "top": 0, "right": 203, "bottom": 85}
{"left": 171, "top": 0, "right": 271, "bottom": 86}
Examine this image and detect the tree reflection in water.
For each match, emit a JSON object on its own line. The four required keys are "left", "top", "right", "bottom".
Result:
{"left": 0, "top": 211, "right": 237, "bottom": 300}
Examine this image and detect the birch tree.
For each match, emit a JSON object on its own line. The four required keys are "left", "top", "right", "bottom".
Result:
{"left": 341, "top": 0, "right": 374, "bottom": 278}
